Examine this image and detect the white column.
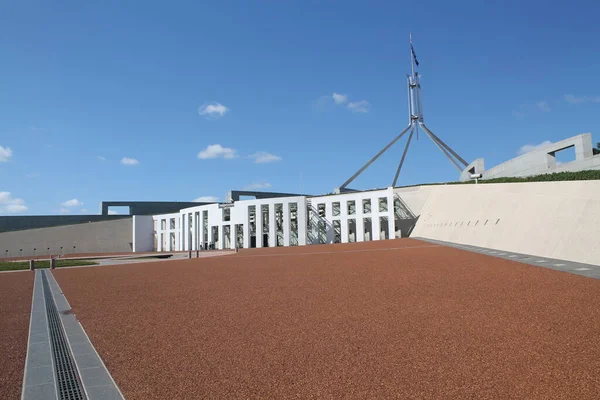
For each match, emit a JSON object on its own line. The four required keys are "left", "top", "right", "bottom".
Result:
{"left": 218, "top": 225, "right": 223, "bottom": 250}
{"left": 185, "top": 214, "right": 190, "bottom": 251}
{"left": 283, "top": 202, "right": 291, "bottom": 246}
{"left": 199, "top": 213, "right": 204, "bottom": 249}
{"left": 181, "top": 215, "right": 185, "bottom": 251}
{"left": 256, "top": 204, "right": 263, "bottom": 248}
{"left": 341, "top": 199, "right": 349, "bottom": 243}
{"left": 325, "top": 202, "right": 334, "bottom": 244}
{"left": 297, "top": 199, "right": 307, "bottom": 246}
{"left": 243, "top": 206, "right": 251, "bottom": 249}
{"left": 192, "top": 213, "right": 197, "bottom": 250}
{"left": 373, "top": 212, "right": 381, "bottom": 241}
{"left": 356, "top": 197, "right": 365, "bottom": 242}
{"left": 388, "top": 191, "right": 395, "bottom": 240}
{"left": 269, "top": 203, "right": 276, "bottom": 247}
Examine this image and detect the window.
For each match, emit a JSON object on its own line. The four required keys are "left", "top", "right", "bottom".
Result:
{"left": 332, "top": 202, "right": 340, "bottom": 216}
{"left": 362, "top": 199, "right": 371, "bottom": 214}
{"left": 223, "top": 207, "right": 231, "bottom": 222}
{"left": 347, "top": 200, "right": 356, "bottom": 215}
{"left": 333, "top": 220, "right": 341, "bottom": 243}
{"left": 169, "top": 218, "right": 175, "bottom": 229}
{"left": 161, "top": 219, "right": 166, "bottom": 230}
{"left": 317, "top": 203, "right": 325, "bottom": 218}
{"left": 379, "top": 197, "right": 388, "bottom": 212}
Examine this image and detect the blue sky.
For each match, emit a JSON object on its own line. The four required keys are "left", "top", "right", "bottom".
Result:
{"left": 1, "top": 0, "right": 600, "bottom": 215}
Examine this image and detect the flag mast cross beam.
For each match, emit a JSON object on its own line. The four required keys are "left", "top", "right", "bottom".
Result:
{"left": 334, "top": 34, "right": 469, "bottom": 193}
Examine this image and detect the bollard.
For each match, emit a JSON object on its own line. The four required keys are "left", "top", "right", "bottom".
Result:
{"left": 50, "top": 258, "right": 55, "bottom": 270}
{"left": 29, "top": 260, "right": 35, "bottom": 271}
{"left": 195, "top": 250, "right": 199, "bottom": 258}
{"left": 188, "top": 250, "right": 192, "bottom": 259}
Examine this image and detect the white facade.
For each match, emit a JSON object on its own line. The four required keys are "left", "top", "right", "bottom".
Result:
{"left": 148, "top": 188, "right": 401, "bottom": 251}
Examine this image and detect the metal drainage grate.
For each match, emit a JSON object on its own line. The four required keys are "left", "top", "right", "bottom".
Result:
{"left": 42, "top": 271, "right": 87, "bottom": 400}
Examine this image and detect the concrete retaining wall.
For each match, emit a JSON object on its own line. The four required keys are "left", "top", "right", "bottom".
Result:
{"left": 132, "top": 216, "right": 154, "bottom": 252}
{"left": 0, "top": 218, "right": 133, "bottom": 258}
{"left": 460, "top": 133, "right": 600, "bottom": 181}
{"left": 410, "top": 181, "right": 600, "bottom": 265}
{"left": 0, "top": 215, "right": 130, "bottom": 233}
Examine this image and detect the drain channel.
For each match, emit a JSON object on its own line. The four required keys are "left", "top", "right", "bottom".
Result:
{"left": 41, "top": 271, "right": 87, "bottom": 400}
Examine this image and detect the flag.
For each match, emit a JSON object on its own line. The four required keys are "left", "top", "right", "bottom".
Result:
{"left": 410, "top": 41, "right": 419, "bottom": 67}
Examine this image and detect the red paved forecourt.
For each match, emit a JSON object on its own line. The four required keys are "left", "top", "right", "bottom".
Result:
{"left": 54, "top": 239, "right": 600, "bottom": 399}
{"left": 0, "top": 272, "right": 34, "bottom": 400}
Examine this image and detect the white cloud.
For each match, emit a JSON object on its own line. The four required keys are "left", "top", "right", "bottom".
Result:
{"left": 107, "top": 210, "right": 119, "bottom": 215}
{"left": 249, "top": 151, "right": 282, "bottom": 164}
{"left": 61, "top": 198, "right": 83, "bottom": 207}
{"left": 197, "top": 144, "right": 237, "bottom": 160}
{"left": 0, "top": 145, "right": 13, "bottom": 162}
{"left": 332, "top": 93, "right": 348, "bottom": 105}
{"left": 347, "top": 100, "right": 370, "bottom": 113}
{"left": 59, "top": 208, "right": 70, "bottom": 214}
{"left": 0, "top": 192, "right": 27, "bottom": 213}
{"left": 97, "top": 156, "right": 106, "bottom": 161}
{"left": 316, "top": 93, "right": 370, "bottom": 113}
{"left": 243, "top": 182, "right": 272, "bottom": 190}
{"left": 564, "top": 94, "right": 600, "bottom": 104}
{"left": 198, "top": 102, "right": 229, "bottom": 119}
{"left": 121, "top": 157, "right": 140, "bottom": 166}
{"left": 536, "top": 101, "right": 551, "bottom": 112}
{"left": 80, "top": 208, "right": 88, "bottom": 213}
{"left": 193, "top": 196, "right": 219, "bottom": 202}
{"left": 518, "top": 140, "right": 553, "bottom": 155}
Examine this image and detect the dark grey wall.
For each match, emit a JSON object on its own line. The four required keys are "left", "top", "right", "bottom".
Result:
{"left": 228, "top": 190, "right": 308, "bottom": 201}
{"left": 100, "top": 201, "right": 210, "bottom": 215}
{"left": 0, "top": 218, "right": 133, "bottom": 258}
{"left": 0, "top": 215, "right": 130, "bottom": 233}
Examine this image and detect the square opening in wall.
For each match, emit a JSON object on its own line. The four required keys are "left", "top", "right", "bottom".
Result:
{"left": 548, "top": 145, "right": 575, "bottom": 166}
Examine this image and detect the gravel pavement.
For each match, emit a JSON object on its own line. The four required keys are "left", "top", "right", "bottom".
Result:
{"left": 53, "top": 239, "right": 600, "bottom": 399}
{"left": 0, "top": 272, "right": 34, "bottom": 400}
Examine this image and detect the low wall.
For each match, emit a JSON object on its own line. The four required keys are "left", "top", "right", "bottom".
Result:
{"left": 0, "top": 218, "right": 133, "bottom": 259}
{"left": 0, "top": 215, "right": 130, "bottom": 233}
{"left": 410, "top": 181, "right": 600, "bottom": 265}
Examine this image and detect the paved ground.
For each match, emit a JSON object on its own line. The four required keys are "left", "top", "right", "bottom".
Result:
{"left": 53, "top": 238, "right": 600, "bottom": 399}
{"left": 0, "top": 272, "right": 34, "bottom": 400}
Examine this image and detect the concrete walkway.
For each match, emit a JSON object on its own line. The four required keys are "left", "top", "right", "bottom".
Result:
{"left": 21, "top": 269, "right": 124, "bottom": 399}
{"left": 415, "top": 237, "right": 600, "bottom": 280}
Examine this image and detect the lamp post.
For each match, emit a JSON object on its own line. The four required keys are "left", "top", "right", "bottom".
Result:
{"left": 470, "top": 173, "right": 482, "bottom": 184}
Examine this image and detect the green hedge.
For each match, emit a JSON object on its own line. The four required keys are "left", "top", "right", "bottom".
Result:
{"left": 449, "top": 169, "right": 600, "bottom": 185}
{"left": 393, "top": 169, "right": 600, "bottom": 189}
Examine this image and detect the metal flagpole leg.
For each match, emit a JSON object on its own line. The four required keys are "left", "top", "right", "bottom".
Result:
{"left": 339, "top": 123, "right": 413, "bottom": 190}
{"left": 392, "top": 126, "right": 415, "bottom": 187}
{"left": 421, "top": 128, "right": 463, "bottom": 172}
{"left": 419, "top": 123, "right": 468, "bottom": 167}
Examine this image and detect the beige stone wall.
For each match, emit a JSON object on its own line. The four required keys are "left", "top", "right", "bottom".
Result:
{"left": 410, "top": 181, "right": 600, "bottom": 265}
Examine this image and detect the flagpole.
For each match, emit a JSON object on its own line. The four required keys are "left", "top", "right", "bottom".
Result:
{"left": 410, "top": 33, "right": 415, "bottom": 77}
